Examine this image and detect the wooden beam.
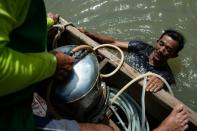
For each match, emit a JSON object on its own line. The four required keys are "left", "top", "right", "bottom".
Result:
{"left": 109, "top": 119, "right": 121, "bottom": 131}
{"left": 99, "top": 58, "right": 109, "bottom": 71}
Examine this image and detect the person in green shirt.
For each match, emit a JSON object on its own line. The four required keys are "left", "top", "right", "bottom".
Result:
{"left": 0, "top": 0, "right": 113, "bottom": 131}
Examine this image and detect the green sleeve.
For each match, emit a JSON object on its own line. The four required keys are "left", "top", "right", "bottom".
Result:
{"left": 0, "top": 0, "right": 57, "bottom": 96}
{"left": 47, "top": 17, "right": 55, "bottom": 28}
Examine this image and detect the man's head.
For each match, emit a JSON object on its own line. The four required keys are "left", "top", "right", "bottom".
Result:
{"left": 159, "top": 30, "right": 185, "bottom": 54}
{"left": 152, "top": 30, "right": 185, "bottom": 63}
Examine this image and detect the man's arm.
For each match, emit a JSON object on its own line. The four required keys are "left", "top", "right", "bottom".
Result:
{"left": 78, "top": 28, "right": 129, "bottom": 49}
{"left": 146, "top": 76, "right": 164, "bottom": 92}
{"left": 78, "top": 28, "right": 168, "bottom": 93}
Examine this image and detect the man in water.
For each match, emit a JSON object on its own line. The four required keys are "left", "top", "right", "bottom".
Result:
{"left": 79, "top": 29, "right": 183, "bottom": 92}
{"left": 78, "top": 28, "right": 189, "bottom": 130}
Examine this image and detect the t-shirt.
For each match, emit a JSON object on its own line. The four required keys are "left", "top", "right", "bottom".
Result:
{"left": 127, "top": 40, "right": 175, "bottom": 85}
{"left": 0, "top": 0, "right": 56, "bottom": 96}
{"left": 0, "top": 0, "right": 56, "bottom": 130}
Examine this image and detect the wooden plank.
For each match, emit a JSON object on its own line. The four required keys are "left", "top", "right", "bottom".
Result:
{"left": 109, "top": 119, "right": 121, "bottom": 131}
{"left": 155, "top": 90, "right": 197, "bottom": 125}
{"left": 59, "top": 17, "right": 197, "bottom": 126}
{"left": 99, "top": 58, "right": 109, "bottom": 71}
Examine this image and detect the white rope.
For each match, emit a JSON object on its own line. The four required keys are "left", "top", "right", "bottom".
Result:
{"left": 93, "top": 44, "right": 124, "bottom": 78}
{"left": 141, "top": 76, "right": 147, "bottom": 131}
{"left": 111, "top": 72, "right": 174, "bottom": 104}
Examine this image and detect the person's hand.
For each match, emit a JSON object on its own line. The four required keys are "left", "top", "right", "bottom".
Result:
{"left": 47, "top": 12, "right": 60, "bottom": 25}
{"left": 146, "top": 76, "right": 164, "bottom": 93}
{"left": 77, "top": 27, "right": 87, "bottom": 34}
{"left": 51, "top": 51, "right": 74, "bottom": 80}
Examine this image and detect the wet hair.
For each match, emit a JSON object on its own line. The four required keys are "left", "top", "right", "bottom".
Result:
{"left": 159, "top": 30, "right": 185, "bottom": 54}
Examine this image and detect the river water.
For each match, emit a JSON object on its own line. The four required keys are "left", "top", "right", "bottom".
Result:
{"left": 44, "top": 0, "right": 197, "bottom": 111}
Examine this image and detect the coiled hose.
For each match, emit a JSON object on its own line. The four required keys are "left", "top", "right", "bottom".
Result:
{"left": 109, "top": 88, "right": 150, "bottom": 131}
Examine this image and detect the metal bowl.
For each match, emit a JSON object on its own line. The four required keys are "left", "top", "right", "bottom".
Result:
{"left": 50, "top": 45, "right": 108, "bottom": 122}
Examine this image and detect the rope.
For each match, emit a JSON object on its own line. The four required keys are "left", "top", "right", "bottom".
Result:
{"left": 70, "top": 44, "right": 125, "bottom": 78}
{"left": 141, "top": 76, "right": 147, "bottom": 131}
{"left": 111, "top": 72, "right": 174, "bottom": 104}
{"left": 93, "top": 44, "right": 124, "bottom": 78}
{"left": 51, "top": 24, "right": 65, "bottom": 49}
{"left": 50, "top": 22, "right": 75, "bottom": 49}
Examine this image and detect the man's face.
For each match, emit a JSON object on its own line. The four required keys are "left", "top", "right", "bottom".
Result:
{"left": 153, "top": 35, "right": 179, "bottom": 62}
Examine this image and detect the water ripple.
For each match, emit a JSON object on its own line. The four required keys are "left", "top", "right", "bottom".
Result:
{"left": 77, "top": 15, "right": 99, "bottom": 24}
{"left": 174, "top": 1, "right": 183, "bottom": 7}
{"left": 90, "top": 1, "right": 108, "bottom": 10}
{"left": 114, "top": 4, "right": 130, "bottom": 11}
{"left": 182, "top": 57, "right": 192, "bottom": 68}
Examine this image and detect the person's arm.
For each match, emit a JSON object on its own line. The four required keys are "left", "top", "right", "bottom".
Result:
{"left": 146, "top": 68, "right": 175, "bottom": 93}
{"left": 0, "top": 0, "right": 57, "bottom": 96}
{"left": 146, "top": 76, "right": 164, "bottom": 92}
{"left": 78, "top": 28, "right": 129, "bottom": 49}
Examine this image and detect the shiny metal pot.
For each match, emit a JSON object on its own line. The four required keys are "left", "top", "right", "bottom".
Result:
{"left": 50, "top": 45, "right": 109, "bottom": 122}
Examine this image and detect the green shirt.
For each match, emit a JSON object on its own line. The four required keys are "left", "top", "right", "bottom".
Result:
{"left": 0, "top": 0, "right": 56, "bottom": 96}
{"left": 0, "top": 0, "right": 56, "bottom": 130}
